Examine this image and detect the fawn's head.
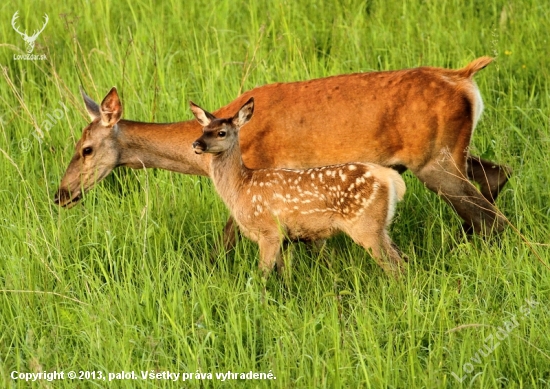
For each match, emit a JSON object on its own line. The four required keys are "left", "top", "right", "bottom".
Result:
{"left": 54, "top": 87, "right": 123, "bottom": 207}
{"left": 190, "top": 97, "right": 254, "bottom": 155}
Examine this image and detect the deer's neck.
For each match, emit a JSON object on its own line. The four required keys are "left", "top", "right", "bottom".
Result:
{"left": 209, "top": 141, "right": 252, "bottom": 211}
{"left": 116, "top": 119, "right": 210, "bottom": 176}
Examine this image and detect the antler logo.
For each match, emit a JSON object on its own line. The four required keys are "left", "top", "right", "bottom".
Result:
{"left": 11, "top": 11, "right": 49, "bottom": 54}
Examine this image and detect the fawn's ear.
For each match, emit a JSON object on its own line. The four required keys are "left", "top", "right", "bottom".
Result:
{"left": 99, "top": 87, "right": 123, "bottom": 127}
{"left": 232, "top": 97, "right": 254, "bottom": 128}
{"left": 81, "top": 86, "right": 100, "bottom": 121}
{"left": 190, "top": 101, "right": 216, "bottom": 127}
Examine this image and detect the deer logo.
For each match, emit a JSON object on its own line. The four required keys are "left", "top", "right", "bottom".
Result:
{"left": 11, "top": 11, "right": 49, "bottom": 54}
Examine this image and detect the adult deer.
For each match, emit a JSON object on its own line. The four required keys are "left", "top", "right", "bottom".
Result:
{"left": 190, "top": 97, "right": 406, "bottom": 278}
{"left": 55, "top": 57, "right": 510, "bottom": 247}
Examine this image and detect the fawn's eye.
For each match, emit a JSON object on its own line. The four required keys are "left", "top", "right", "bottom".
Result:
{"left": 82, "top": 147, "right": 93, "bottom": 156}
{"left": 218, "top": 131, "right": 226, "bottom": 138}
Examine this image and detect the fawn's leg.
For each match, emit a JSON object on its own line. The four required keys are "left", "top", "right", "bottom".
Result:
{"left": 344, "top": 223, "right": 404, "bottom": 279}
{"left": 222, "top": 216, "right": 240, "bottom": 252}
{"left": 380, "top": 231, "right": 406, "bottom": 274}
{"left": 209, "top": 216, "right": 240, "bottom": 262}
{"left": 276, "top": 241, "right": 294, "bottom": 276}
{"left": 257, "top": 235, "right": 282, "bottom": 278}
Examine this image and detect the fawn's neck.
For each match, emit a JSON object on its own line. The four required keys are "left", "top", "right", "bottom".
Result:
{"left": 209, "top": 140, "right": 252, "bottom": 211}
{"left": 116, "top": 119, "right": 211, "bottom": 176}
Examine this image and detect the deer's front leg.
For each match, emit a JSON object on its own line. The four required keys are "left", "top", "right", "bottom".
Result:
{"left": 257, "top": 235, "right": 282, "bottom": 278}
{"left": 222, "top": 216, "right": 240, "bottom": 252}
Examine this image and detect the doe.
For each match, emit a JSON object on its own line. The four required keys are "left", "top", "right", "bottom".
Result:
{"left": 191, "top": 98, "right": 407, "bottom": 278}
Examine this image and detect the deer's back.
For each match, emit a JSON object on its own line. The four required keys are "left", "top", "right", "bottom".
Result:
{"left": 216, "top": 66, "right": 480, "bottom": 173}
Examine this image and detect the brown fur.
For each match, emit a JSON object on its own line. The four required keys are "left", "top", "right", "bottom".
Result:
{"left": 191, "top": 98, "right": 406, "bottom": 278}
{"left": 56, "top": 59, "right": 510, "bottom": 241}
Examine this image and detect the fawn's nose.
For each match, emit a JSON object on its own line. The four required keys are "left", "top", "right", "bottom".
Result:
{"left": 193, "top": 140, "right": 206, "bottom": 153}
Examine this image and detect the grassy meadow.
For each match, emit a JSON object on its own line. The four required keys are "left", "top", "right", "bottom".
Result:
{"left": 1, "top": 0, "right": 549, "bottom": 387}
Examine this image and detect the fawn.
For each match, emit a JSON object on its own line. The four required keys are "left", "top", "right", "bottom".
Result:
{"left": 191, "top": 97, "right": 407, "bottom": 278}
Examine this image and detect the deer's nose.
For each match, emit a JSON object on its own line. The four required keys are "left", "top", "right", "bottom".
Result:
{"left": 193, "top": 140, "right": 206, "bottom": 153}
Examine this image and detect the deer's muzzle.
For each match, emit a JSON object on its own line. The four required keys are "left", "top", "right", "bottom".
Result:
{"left": 54, "top": 187, "right": 81, "bottom": 208}
{"left": 192, "top": 139, "right": 206, "bottom": 154}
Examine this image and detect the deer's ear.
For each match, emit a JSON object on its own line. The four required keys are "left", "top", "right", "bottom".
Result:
{"left": 233, "top": 97, "right": 254, "bottom": 128}
{"left": 81, "top": 87, "right": 100, "bottom": 121}
{"left": 100, "top": 87, "right": 123, "bottom": 127}
{"left": 190, "top": 101, "right": 216, "bottom": 126}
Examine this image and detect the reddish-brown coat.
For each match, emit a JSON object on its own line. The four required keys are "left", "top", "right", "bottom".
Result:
{"left": 56, "top": 58, "right": 509, "bottom": 239}
{"left": 233, "top": 59, "right": 489, "bottom": 172}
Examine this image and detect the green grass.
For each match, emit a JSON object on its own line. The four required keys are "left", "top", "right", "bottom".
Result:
{"left": 1, "top": 0, "right": 549, "bottom": 387}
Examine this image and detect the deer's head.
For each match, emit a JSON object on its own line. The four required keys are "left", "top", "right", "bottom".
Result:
{"left": 11, "top": 11, "right": 49, "bottom": 54}
{"left": 190, "top": 97, "right": 254, "bottom": 155}
{"left": 54, "top": 87, "right": 123, "bottom": 208}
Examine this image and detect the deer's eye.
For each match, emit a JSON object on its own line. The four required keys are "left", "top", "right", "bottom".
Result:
{"left": 83, "top": 147, "right": 93, "bottom": 156}
{"left": 217, "top": 131, "right": 226, "bottom": 138}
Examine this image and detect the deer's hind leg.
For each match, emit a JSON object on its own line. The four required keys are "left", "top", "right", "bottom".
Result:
{"left": 467, "top": 155, "right": 512, "bottom": 203}
{"left": 342, "top": 219, "right": 404, "bottom": 279}
{"left": 416, "top": 152, "right": 506, "bottom": 236}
